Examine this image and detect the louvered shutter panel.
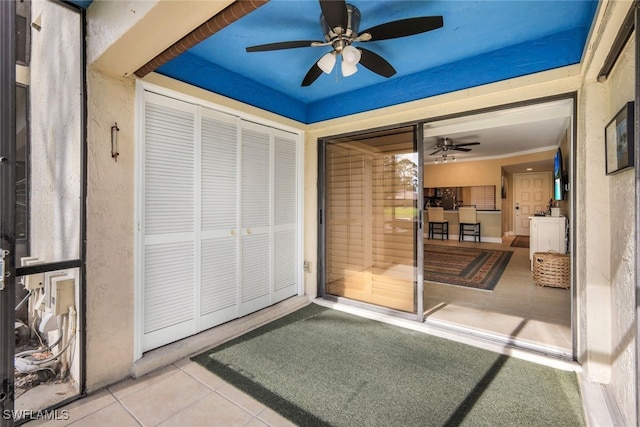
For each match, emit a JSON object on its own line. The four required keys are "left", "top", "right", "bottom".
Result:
{"left": 239, "top": 122, "right": 271, "bottom": 315}
{"left": 199, "top": 108, "right": 239, "bottom": 329}
{"left": 273, "top": 131, "right": 297, "bottom": 301}
{"left": 139, "top": 90, "right": 300, "bottom": 352}
{"left": 142, "top": 93, "right": 196, "bottom": 351}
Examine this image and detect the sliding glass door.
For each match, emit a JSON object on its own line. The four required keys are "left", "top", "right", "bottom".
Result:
{"left": 322, "top": 126, "right": 421, "bottom": 314}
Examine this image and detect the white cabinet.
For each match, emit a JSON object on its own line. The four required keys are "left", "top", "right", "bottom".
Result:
{"left": 529, "top": 216, "right": 567, "bottom": 270}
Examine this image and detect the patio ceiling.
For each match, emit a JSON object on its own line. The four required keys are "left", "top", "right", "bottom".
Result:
{"left": 75, "top": 0, "right": 598, "bottom": 125}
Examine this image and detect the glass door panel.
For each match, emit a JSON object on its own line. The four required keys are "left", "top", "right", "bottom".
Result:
{"left": 324, "top": 126, "right": 418, "bottom": 313}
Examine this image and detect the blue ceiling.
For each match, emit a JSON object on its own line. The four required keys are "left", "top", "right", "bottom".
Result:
{"left": 79, "top": 0, "right": 598, "bottom": 124}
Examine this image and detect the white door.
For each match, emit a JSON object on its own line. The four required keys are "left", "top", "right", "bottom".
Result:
{"left": 139, "top": 89, "right": 300, "bottom": 353}
{"left": 199, "top": 108, "right": 240, "bottom": 330}
{"left": 273, "top": 131, "right": 299, "bottom": 302}
{"left": 239, "top": 122, "right": 272, "bottom": 316}
{"left": 513, "top": 172, "right": 552, "bottom": 236}
{"left": 142, "top": 93, "right": 197, "bottom": 351}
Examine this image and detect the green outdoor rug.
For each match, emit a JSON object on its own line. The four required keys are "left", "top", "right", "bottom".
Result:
{"left": 192, "top": 304, "right": 585, "bottom": 427}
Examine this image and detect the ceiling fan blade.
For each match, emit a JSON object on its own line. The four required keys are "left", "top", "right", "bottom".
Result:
{"left": 453, "top": 142, "right": 480, "bottom": 147}
{"left": 319, "top": 0, "right": 348, "bottom": 31}
{"left": 452, "top": 147, "right": 472, "bottom": 152}
{"left": 301, "top": 62, "right": 323, "bottom": 87}
{"left": 358, "top": 47, "right": 396, "bottom": 78}
{"left": 360, "top": 16, "right": 444, "bottom": 41}
{"left": 246, "top": 40, "right": 322, "bottom": 52}
{"left": 429, "top": 149, "right": 442, "bottom": 156}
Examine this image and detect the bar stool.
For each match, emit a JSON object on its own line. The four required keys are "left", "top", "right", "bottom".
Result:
{"left": 459, "top": 206, "right": 481, "bottom": 242}
{"left": 428, "top": 207, "right": 448, "bottom": 240}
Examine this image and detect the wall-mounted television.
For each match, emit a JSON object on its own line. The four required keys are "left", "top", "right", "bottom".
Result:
{"left": 553, "top": 148, "right": 564, "bottom": 201}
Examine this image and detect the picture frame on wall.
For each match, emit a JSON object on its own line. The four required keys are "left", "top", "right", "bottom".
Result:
{"left": 605, "top": 101, "right": 634, "bottom": 175}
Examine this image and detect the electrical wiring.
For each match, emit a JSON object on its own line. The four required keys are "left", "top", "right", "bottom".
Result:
{"left": 15, "top": 306, "right": 77, "bottom": 367}
{"left": 15, "top": 289, "right": 32, "bottom": 310}
{"left": 14, "top": 328, "right": 63, "bottom": 358}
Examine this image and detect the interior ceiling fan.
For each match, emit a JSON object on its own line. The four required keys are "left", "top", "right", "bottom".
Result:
{"left": 428, "top": 137, "right": 480, "bottom": 156}
{"left": 245, "top": 0, "right": 443, "bottom": 86}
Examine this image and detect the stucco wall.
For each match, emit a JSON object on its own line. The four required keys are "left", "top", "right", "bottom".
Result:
{"left": 29, "top": 0, "right": 83, "bottom": 384}
{"left": 30, "top": 0, "right": 82, "bottom": 262}
{"left": 576, "top": 0, "right": 636, "bottom": 423}
{"left": 605, "top": 34, "right": 636, "bottom": 427}
{"left": 85, "top": 69, "right": 136, "bottom": 391}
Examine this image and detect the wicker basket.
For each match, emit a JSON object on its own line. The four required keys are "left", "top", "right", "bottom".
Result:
{"left": 533, "top": 251, "right": 570, "bottom": 289}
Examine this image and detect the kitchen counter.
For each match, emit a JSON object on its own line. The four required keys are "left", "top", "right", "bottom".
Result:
{"left": 426, "top": 210, "right": 502, "bottom": 242}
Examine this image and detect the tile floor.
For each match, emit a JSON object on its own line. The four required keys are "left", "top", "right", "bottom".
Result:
{"left": 22, "top": 237, "right": 573, "bottom": 426}
{"left": 27, "top": 358, "right": 296, "bottom": 427}
{"left": 424, "top": 236, "right": 572, "bottom": 355}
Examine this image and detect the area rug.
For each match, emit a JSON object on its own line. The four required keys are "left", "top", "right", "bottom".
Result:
{"left": 192, "top": 304, "right": 585, "bottom": 427}
{"left": 511, "top": 235, "right": 530, "bottom": 248}
{"left": 424, "top": 244, "right": 512, "bottom": 291}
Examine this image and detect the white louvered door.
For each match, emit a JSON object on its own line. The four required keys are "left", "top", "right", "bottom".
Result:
{"left": 199, "top": 108, "right": 240, "bottom": 330}
{"left": 139, "top": 88, "right": 299, "bottom": 353}
{"left": 142, "top": 93, "right": 197, "bottom": 351}
{"left": 273, "top": 131, "right": 298, "bottom": 301}
{"left": 239, "top": 122, "right": 272, "bottom": 316}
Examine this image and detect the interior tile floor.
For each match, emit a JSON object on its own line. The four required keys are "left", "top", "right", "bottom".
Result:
{"left": 27, "top": 358, "right": 296, "bottom": 427}
{"left": 424, "top": 236, "right": 572, "bottom": 356}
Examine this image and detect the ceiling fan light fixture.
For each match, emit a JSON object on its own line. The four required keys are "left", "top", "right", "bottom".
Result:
{"left": 342, "top": 45, "right": 361, "bottom": 66}
{"left": 341, "top": 60, "right": 358, "bottom": 77}
{"left": 317, "top": 52, "right": 336, "bottom": 74}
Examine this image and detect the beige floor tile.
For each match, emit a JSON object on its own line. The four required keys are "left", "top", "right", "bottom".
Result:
{"left": 158, "top": 392, "right": 254, "bottom": 427}
{"left": 517, "top": 320, "right": 572, "bottom": 349}
{"left": 175, "top": 359, "right": 227, "bottom": 390}
{"left": 119, "top": 369, "right": 211, "bottom": 426}
{"left": 429, "top": 303, "right": 483, "bottom": 325}
{"left": 257, "top": 408, "right": 297, "bottom": 427}
{"left": 108, "top": 364, "right": 178, "bottom": 400}
{"left": 423, "top": 239, "right": 572, "bottom": 352}
{"left": 27, "top": 390, "right": 116, "bottom": 427}
{"left": 216, "top": 383, "right": 266, "bottom": 416}
{"left": 244, "top": 418, "right": 269, "bottom": 427}
{"left": 67, "top": 402, "right": 139, "bottom": 427}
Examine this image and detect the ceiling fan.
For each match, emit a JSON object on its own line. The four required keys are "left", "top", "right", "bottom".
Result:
{"left": 245, "top": 0, "right": 443, "bottom": 86}
{"left": 428, "top": 137, "right": 480, "bottom": 156}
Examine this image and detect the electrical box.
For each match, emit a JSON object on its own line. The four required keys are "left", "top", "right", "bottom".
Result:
{"left": 20, "top": 257, "right": 38, "bottom": 265}
{"left": 48, "top": 276, "right": 75, "bottom": 315}
{"left": 43, "top": 271, "right": 68, "bottom": 313}
{"left": 22, "top": 258, "right": 45, "bottom": 290}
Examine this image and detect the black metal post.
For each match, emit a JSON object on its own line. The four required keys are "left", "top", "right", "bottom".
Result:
{"left": 633, "top": 3, "right": 640, "bottom": 426}
{"left": 0, "top": 0, "right": 17, "bottom": 425}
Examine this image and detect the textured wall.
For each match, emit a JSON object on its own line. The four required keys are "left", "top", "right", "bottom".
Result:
{"left": 575, "top": 0, "right": 636, "bottom": 422}
{"left": 606, "top": 34, "right": 636, "bottom": 427}
{"left": 85, "top": 69, "right": 136, "bottom": 391}
{"left": 29, "top": 0, "right": 83, "bottom": 384}
{"left": 30, "top": 0, "right": 82, "bottom": 262}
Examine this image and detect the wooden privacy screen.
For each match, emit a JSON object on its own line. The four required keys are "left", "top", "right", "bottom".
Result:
{"left": 325, "top": 127, "right": 417, "bottom": 313}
